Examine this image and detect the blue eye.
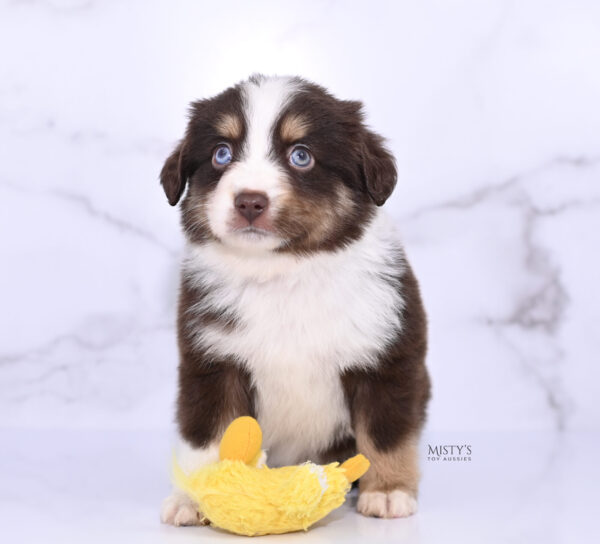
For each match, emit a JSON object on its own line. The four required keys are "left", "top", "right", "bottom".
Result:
{"left": 289, "top": 146, "right": 313, "bottom": 168}
{"left": 213, "top": 144, "right": 232, "bottom": 166}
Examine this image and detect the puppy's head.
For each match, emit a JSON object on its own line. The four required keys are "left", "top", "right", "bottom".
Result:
{"left": 160, "top": 74, "right": 396, "bottom": 254}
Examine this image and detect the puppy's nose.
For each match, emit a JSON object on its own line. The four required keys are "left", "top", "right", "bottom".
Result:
{"left": 234, "top": 192, "right": 269, "bottom": 224}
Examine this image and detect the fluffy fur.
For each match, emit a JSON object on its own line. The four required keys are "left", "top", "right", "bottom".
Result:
{"left": 159, "top": 74, "right": 430, "bottom": 523}
{"left": 183, "top": 211, "right": 404, "bottom": 465}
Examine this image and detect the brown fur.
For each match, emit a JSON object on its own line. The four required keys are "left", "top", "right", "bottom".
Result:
{"left": 216, "top": 113, "right": 242, "bottom": 140}
{"left": 317, "top": 434, "right": 357, "bottom": 465}
{"left": 356, "top": 428, "right": 420, "bottom": 496}
{"left": 176, "top": 276, "right": 255, "bottom": 447}
{"left": 280, "top": 113, "right": 310, "bottom": 142}
{"left": 160, "top": 76, "right": 430, "bottom": 506}
{"left": 274, "top": 184, "right": 366, "bottom": 253}
{"left": 341, "top": 262, "right": 430, "bottom": 493}
{"left": 160, "top": 76, "right": 398, "bottom": 254}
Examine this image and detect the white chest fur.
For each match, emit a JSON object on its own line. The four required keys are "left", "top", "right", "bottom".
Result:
{"left": 183, "top": 212, "right": 405, "bottom": 465}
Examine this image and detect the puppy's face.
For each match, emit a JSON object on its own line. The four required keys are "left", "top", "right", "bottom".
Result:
{"left": 160, "top": 75, "right": 397, "bottom": 254}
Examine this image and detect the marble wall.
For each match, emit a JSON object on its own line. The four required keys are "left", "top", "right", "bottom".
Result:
{"left": 1, "top": 0, "right": 599, "bottom": 432}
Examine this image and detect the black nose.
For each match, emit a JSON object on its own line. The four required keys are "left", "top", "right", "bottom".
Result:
{"left": 234, "top": 192, "right": 269, "bottom": 224}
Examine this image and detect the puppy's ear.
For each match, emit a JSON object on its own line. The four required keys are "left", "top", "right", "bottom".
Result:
{"left": 160, "top": 140, "right": 189, "bottom": 206}
{"left": 361, "top": 130, "right": 397, "bottom": 206}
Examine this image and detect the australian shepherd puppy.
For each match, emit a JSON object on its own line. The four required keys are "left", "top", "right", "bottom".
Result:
{"left": 159, "top": 74, "right": 430, "bottom": 525}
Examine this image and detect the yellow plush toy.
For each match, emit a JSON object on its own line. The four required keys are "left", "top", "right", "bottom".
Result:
{"left": 172, "top": 416, "right": 370, "bottom": 536}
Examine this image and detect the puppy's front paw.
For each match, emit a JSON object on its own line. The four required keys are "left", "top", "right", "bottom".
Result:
{"left": 160, "top": 491, "right": 207, "bottom": 526}
{"left": 357, "top": 489, "right": 417, "bottom": 519}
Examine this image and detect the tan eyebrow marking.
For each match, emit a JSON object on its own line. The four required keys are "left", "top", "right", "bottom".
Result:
{"left": 215, "top": 113, "right": 242, "bottom": 139}
{"left": 280, "top": 113, "right": 310, "bottom": 142}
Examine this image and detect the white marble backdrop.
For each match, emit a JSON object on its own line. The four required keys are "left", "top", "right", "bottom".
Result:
{"left": 1, "top": 0, "right": 599, "bottom": 433}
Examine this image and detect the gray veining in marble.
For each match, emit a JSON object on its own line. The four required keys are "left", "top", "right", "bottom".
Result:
{"left": 1, "top": 0, "right": 599, "bottom": 437}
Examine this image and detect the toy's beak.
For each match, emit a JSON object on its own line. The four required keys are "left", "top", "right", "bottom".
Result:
{"left": 340, "top": 454, "right": 370, "bottom": 483}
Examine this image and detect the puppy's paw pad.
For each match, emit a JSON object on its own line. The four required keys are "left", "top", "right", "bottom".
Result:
{"left": 357, "top": 490, "right": 417, "bottom": 519}
{"left": 160, "top": 493, "right": 203, "bottom": 526}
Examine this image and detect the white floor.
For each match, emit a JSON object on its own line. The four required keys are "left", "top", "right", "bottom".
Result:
{"left": 0, "top": 429, "right": 597, "bottom": 544}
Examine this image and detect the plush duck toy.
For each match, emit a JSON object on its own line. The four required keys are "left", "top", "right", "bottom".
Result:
{"left": 172, "top": 416, "right": 370, "bottom": 536}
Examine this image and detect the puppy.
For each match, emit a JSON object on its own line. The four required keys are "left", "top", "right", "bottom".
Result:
{"left": 159, "top": 75, "right": 430, "bottom": 525}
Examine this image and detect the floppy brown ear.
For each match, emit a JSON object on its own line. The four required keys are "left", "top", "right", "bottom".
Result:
{"left": 160, "top": 140, "right": 188, "bottom": 206}
{"left": 361, "top": 131, "right": 397, "bottom": 206}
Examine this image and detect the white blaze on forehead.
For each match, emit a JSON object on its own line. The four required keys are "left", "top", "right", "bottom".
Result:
{"left": 242, "top": 76, "right": 301, "bottom": 162}
{"left": 205, "top": 76, "right": 301, "bottom": 249}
